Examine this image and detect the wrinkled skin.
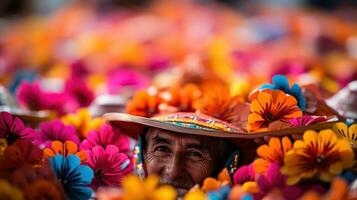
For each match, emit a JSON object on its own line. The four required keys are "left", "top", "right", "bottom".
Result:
{"left": 143, "top": 128, "right": 225, "bottom": 197}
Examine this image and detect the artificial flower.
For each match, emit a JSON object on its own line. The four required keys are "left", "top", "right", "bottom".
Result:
{"left": 64, "top": 78, "right": 94, "bottom": 108}
{"left": 85, "top": 145, "right": 132, "bottom": 189}
{"left": 16, "top": 81, "right": 68, "bottom": 115}
{"left": 62, "top": 108, "right": 103, "bottom": 139}
{"left": 255, "top": 163, "right": 302, "bottom": 200}
{"left": 121, "top": 174, "right": 177, "bottom": 200}
{"left": 0, "top": 140, "right": 43, "bottom": 172}
{"left": 201, "top": 168, "right": 231, "bottom": 192}
{"left": 44, "top": 140, "right": 86, "bottom": 162}
{"left": 23, "top": 179, "right": 63, "bottom": 200}
{"left": 247, "top": 90, "right": 302, "bottom": 132}
{"left": 253, "top": 137, "right": 292, "bottom": 174}
{"left": 289, "top": 115, "right": 327, "bottom": 127}
{"left": 0, "top": 179, "right": 24, "bottom": 200}
{"left": 281, "top": 129, "right": 355, "bottom": 185}
{"left": 30, "top": 120, "right": 80, "bottom": 148}
{"left": 0, "top": 112, "right": 34, "bottom": 145}
{"left": 259, "top": 74, "right": 306, "bottom": 111}
{"left": 107, "top": 69, "right": 149, "bottom": 94}
{"left": 324, "top": 177, "right": 349, "bottom": 200}
{"left": 49, "top": 154, "right": 93, "bottom": 200}
{"left": 194, "top": 83, "right": 248, "bottom": 129}
{"left": 206, "top": 185, "right": 231, "bottom": 200}
{"left": 80, "top": 124, "right": 130, "bottom": 154}
{"left": 184, "top": 188, "right": 207, "bottom": 200}
{"left": 333, "top": 122, "right": 357, "bottom": 148}
{"left": 16, "top": 81, "right": 48, "bottom": 111}
{"left": 160, "top": 83, "right": 201, "bottom": 113}
{"left": 126, "top": 88, "right": 163, "bottom": 117}
{"left": 233, "top": 164, "right": 255, "bottom": 185}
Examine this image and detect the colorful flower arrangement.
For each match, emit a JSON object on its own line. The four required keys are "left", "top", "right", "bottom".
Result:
{"left": 0, "top": 1, "right": 356, "bottom": 199}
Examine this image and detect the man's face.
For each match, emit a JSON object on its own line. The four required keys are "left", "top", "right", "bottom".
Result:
{"left": 143, "top": 128, "right": 224, "bottom": 196}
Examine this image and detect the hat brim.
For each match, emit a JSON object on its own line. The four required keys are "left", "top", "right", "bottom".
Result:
{"left": 104, "top": 112, "right": 338, "bottom": 139}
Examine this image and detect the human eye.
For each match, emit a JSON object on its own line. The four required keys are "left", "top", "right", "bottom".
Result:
{"left": 186, "top": 150, "right": 204, "bottom": 161}
{"left": 153, "top": 145, "right": 172, "bottom": 156}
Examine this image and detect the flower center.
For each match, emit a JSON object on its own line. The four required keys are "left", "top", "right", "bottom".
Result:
{"left": 265, "top": 112, "right": 274, "bottom": 122}
{"left": 6, "top": 133, "right": 20, "bottom": 145}
{"left": 95, "top": 169, "right": 104, "bottom": 180}
{"left": 316, "top": 154, "right": 325, "bottom": 164}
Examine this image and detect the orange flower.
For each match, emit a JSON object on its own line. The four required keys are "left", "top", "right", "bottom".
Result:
{"left": 253, "top": 137, "right": 292, "bottom": 174}
{"left": 281, "top": 129, "right": 355, "bottom": 185}
{"left": 248, "top": 90, "right": 303, "bottom": 132}
{"left": 126, "top": 88, "right": 163, "bottom": 117}
{"left": 195, "top": 83, "right": 247, "bottom": 128}
{"left": 201, "top": 168, "right": 231, "bottom": 192}
{"left": 160, "top": 83, "right": 202, "bottom": 113}
{"left": 44, "top": 140, "right": 86, "bottom": 162}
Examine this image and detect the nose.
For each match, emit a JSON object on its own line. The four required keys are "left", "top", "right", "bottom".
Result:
{"left": 164, "top": 154, "right": 184, "bottom": 180}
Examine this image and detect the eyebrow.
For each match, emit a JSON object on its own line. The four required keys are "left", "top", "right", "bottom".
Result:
{"left": 151, "top": 135, "right": 172, "bottom": 145}
{"left": 185, "top": 142, "right": 205, "bottom": 150}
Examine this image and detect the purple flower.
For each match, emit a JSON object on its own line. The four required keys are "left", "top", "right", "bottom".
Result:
{"left": 80, "top": 124, "right": 130, "bottom": 154}
{"left": 289, "top": 115, "right": 327, "bottom": 127}
{"left": 85, "top": 145, "right": 133, "bottom": 189}
{"left": 233, "top": 164, "right": 255, "bottom": 184}
{"left": 30, "top": 120, "right": 80, "bottom": 148}
{"left": 255, "top": 163, "right": 302, "bottom": 200}
{"left": 0, "top": 112, "right": 34, "bottom": 144}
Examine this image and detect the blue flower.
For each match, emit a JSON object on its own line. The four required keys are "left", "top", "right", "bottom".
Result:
{"left": 207, "top": 185, "right": 231, "bottom": 200}
{"left": 260, "top": 74, "right": 306, "bottom": 111}
{"left": 49, "top": 154, "right": 94, "bottom": 200}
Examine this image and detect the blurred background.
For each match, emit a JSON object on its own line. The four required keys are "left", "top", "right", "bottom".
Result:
{"left": 0, "top": 0, "right": 356, "bottom": 121}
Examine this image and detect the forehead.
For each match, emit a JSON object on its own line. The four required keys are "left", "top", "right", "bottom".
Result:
{"left": 145, "top": 128, "right": 220, "bottom": 146}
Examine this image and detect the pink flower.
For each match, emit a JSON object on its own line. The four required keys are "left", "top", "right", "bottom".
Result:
{"left": 64, "top": 78, "right": 94, "bottom": 108}
{"left": 80, "top": 124, "right": 130, "bottom": 154}
{"left": 288, "top": 115, "right": 327, "bottom": 127}
{"left": 0, "top": 112, "right": 34, "bottom": 144}
{"left": 255, "top": 163, "right": 302, "bottom": 200}
{"left": 107, "top": 69, "right": 149, "bottom": 94}
{"left": 30, "top": 120, "right": 80, "bottom": 148}
{"left": 233, "top": 164, "right": 255, "bottom": 185}
{"left": 17, "top": 81, "right": 48, "bottom": 111}
{"left": 16, "top": 81, "right": 70, "bottom": 115}
{"left": 85, "top": 145, "right": 133, "bottom": 189}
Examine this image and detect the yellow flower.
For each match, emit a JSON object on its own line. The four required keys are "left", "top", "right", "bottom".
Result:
{"left": 0, "top": 179, "right": 24, "bottom": 200}
{"left": 281, "top": 129, "right": 355, "bottom": 185}
{"left": 122, "top": 174, "right": 177, "bottom": 200}
{"left": 62, "top": 108, "right": 103, "bottom": 139}
{"left": 184, "top": 188, "right": 207, "bottom": 200}
{"left": 333, "top": 122, "right": 357, "bottom": 148}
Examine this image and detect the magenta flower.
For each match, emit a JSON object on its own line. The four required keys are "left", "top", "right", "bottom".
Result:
{"left": 30, "top": 120, "right": 80, "bottom": 148}
{"left": 16, "top": 81, "right": 70, "bottom": 115}
{"left": 85, "top": 145, "right": 133, "bottom": 189}
{"left": 233, "top": 164, "right": 255, "bottom": 184}
{"left": 0, "top": 112, "right": 34, "bottom": 144}
{"left": 107, "top": 69, "right": 149, "bottom": 94}
{"left": 80, "top": 124, "right": 130, "bottom": 154}
{"left": 64, "top": 78, "right": 94, "bottom": 108}
{"left": 255, "top": 163, "right": 302, "bottom": 200}
{"left": 288, "top": 115, "right": 327, "bottom": 127}
{"left": 17, "top": 81, "right": 48, "bottom": 111}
